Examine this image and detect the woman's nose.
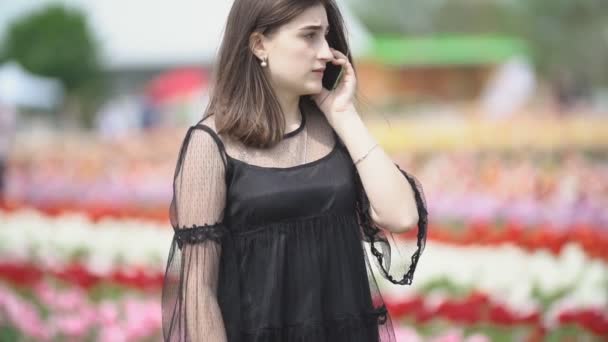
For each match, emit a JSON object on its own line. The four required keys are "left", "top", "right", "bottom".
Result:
{"left": 318, "top": 39, "right": 333, "bottom": 61}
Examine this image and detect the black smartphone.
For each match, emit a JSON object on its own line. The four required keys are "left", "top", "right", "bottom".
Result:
{"left": 323, "top": 49, "right": 348, "bottom": 91}
{"left": 331, "top": 64, "right": 344, "bottom": 91}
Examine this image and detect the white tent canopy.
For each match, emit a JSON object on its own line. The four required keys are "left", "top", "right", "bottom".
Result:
{"left": 0, "top": 0, "right": 371, "bottom": 70}
{"left": 0, "top": 61, "right": 64, "bottom": 109}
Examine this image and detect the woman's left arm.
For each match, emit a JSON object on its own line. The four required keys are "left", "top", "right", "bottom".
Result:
{"left": 312, "top": 48, "right": 418, "bottom": 233}
{"left": 332, "top": 111, "right": 419, "bottom": 234}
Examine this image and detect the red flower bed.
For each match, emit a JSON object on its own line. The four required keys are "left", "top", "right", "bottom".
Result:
{"left": 385, "top": 291, "right": 607, "bottom": 338}
{"left": 0, "top": 262, "right": 163, "bottom": 291}
{"left": 400, "top": 221, "right": 608, "bottom": 261}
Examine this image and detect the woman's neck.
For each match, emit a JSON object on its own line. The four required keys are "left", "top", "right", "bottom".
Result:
{"left": 274, "top": 91, "right": 302, "bottom": 131}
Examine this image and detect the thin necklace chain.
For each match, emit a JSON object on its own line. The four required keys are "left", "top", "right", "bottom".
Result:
{"left": 303, "top": 121, "right": 307, "bottom": 164}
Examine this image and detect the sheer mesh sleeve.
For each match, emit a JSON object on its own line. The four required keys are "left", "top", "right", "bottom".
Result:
{"left": 355, "top": 163, "right": 428, "bottom": 286}
{"left": 162, "top": 126, "right": 228, "bottom": 341}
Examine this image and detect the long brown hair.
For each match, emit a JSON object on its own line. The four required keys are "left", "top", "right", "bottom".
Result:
{"left": 203, "top": 0, "right": 354, "bottom": 148}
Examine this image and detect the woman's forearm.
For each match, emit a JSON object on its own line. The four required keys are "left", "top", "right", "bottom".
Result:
{"left": 184, "top": 242, "right": 227, "bottom": 342}
{"left": 332, "top": 112, "right": 419, "bottom": 233}
{"left": 185, "top": 287, "right": 227, "bottom": 342}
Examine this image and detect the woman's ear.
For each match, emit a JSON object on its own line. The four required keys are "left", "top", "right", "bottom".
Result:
{"left": 249, "top": 31, "right": 268, "bottom": 61}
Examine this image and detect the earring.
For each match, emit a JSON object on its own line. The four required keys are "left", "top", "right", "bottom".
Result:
{"left": 260, "top": 57, "right": 268, "bottom": 67}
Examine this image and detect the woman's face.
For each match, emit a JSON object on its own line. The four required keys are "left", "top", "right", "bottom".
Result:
{"left": 256, "top": 4, "right": 335, "bottom": 96}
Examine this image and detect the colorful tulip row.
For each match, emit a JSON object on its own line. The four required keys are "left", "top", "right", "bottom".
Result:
{"left": 1, "top": 209, "right": 606, "bottom": 337}
{"left": 0, "top": 277, "right": 501, "bottom": 342}
{"left": 5, "top": 136, "right": 608, "bottom": 227}
{"left": 2, "top": 210, "right": 607, "bottom": 300}
{"left": 1, "top": 270, "right": 605, "bottom": 340}
{"left": 3, "top": 204, "right": 606, "bottom": 261}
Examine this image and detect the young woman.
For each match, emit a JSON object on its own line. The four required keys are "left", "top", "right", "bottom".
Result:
{"left": 161, "top": 0, "right": 428, "bottom": 341}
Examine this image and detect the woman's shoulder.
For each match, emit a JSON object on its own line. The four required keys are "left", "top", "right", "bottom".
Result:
{"left": 193, "top": 114, "right": 219, "bottom": 133}
{"left": 194, "top": 114, "right": 245, "bottom": 152}
{"left": 180, "top": 114, "right": 228, "bottom": 162}
{"left": 191, "top": 114, "right": 228, "bottom": 145}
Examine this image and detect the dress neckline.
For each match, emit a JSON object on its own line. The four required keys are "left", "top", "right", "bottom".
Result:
{"left": 226, "top": 140, "right": 339, "bottom": 172}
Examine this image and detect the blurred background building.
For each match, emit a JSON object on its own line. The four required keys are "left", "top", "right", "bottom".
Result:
{"left": 0, "top": 0, "right": 607, "bottom": 341}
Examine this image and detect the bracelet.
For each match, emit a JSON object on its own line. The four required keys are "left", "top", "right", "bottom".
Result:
{"left": 354, "top": 143, "right": 378, "bottom": 165}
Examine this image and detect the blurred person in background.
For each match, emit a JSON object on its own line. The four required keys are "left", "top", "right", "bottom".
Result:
{"left": 161, "top": 0, "right": 428, "bottom": 341}
{"left": 0, "top": 101, "right": 17, "bottom": 204}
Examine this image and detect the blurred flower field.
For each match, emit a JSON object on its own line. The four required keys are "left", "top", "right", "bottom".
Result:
{"left": 1, "top": 118, "right": 607, "bottom": 341}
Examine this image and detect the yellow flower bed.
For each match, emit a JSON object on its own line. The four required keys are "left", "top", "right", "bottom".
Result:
{"left": 367, "top": 116, "right": 608, "bottom": 152}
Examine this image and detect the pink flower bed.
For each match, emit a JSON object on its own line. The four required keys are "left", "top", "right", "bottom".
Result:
{"left": 0, "top": 280, "right": 162, "bottom": 341}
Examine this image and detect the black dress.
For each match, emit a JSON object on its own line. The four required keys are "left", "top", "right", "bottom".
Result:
{"left": 162, "top": 101, "right": 428, "bottom": 342}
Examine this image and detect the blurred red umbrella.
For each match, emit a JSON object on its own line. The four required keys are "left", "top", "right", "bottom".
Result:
{"left": 146, "top": 67, "right": 208, "bottom": 105}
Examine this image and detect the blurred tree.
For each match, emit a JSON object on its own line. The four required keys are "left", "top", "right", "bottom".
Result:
{"left": 2, "top": 4, "right": 105, "bottom": 126}
{"left": 347, "top": 0, "right": 445, "bottom": 34}
{"left": 510, "top": 0, "right": 608, "bottom": 93}
{"left": 433, "top": 1, "right": 514, "bottom": 34}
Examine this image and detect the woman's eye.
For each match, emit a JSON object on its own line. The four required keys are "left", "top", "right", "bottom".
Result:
{"left": 305, "top": 33, "right": 316, "bottom": 39}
